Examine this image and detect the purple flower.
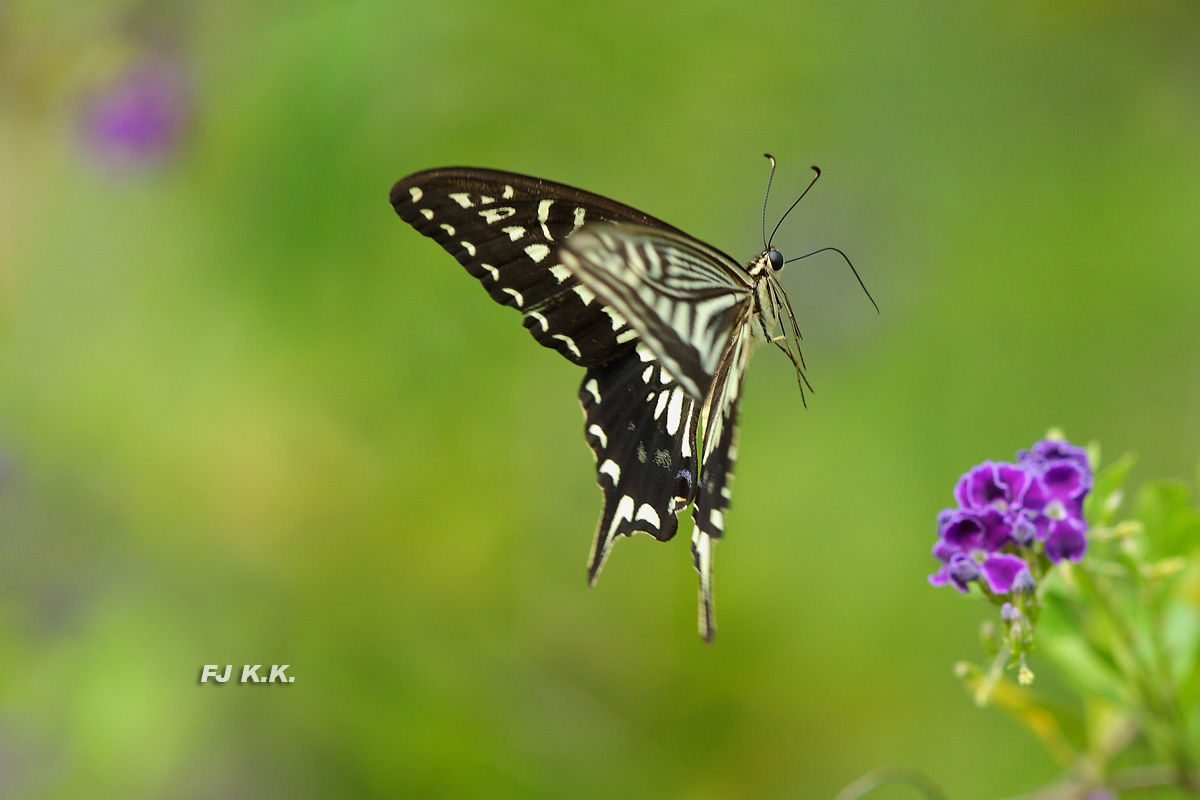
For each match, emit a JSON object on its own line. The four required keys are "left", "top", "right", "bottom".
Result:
{"left": 929, "top": 550, "right": 1033, "bottom": 595}
{"left": 1043, "top": 518, "right": 1088, "bottom": 563}
{"left": 929, "top": 553, "right": 980, "bottom": 593}
{"left": 954, "top": 461, "right": 1031, "bottom": 512}
{"left": 1020, "top": 441, "right": 1091, "bottom": 561}
{"left": 930, "top": 437, "right": 1093, "bottom": 594}
{"left": 81, "top": 56, "right": 190, "bottom": 165}
{"left": 1019, "top": 439, "right": 1090, "bottom": 473}
{"left": 981, "top": 553, "right": 1034, "bottom": 594}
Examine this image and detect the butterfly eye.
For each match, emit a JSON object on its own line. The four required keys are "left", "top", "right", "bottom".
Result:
{"left": 767, "top": 249, "right": 785, "bottom": 271}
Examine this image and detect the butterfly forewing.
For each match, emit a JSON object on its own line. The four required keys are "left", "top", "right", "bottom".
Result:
{"left": 391, "top": 168, "right": 690, "bottom": 367}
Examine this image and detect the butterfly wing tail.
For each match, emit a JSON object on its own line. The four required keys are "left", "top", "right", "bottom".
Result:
{"left": 690, "top": 323, "right": 748, "bottom": 643}
{"left": 691, "top": 527, "right": 717, "bottom": 643}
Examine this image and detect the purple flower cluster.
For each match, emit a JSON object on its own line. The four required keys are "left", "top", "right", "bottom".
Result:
{"left": 930, "top": 439, "right": 1092, "bottom": 595}
{"left": 81, "top": 57, "right": 190, "bottom": 166}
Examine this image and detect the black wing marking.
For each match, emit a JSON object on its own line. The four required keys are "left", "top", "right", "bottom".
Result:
{"left": 391, "top": 168, "right": 692, "bottom": 367}
{"left": 580, "top": 343, "right": 700, "bottom": 585}
{"left": 558, "top": 224, "right": 751, "bottom": 400}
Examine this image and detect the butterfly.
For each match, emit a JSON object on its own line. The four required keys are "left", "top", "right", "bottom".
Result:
{"left": 390, "top": 158, "right": 868, "bottom": 641}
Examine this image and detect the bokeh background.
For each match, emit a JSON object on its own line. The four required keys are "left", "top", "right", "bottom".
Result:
{"left": 2, "top": 1, "right": 1199, "bottom": 798}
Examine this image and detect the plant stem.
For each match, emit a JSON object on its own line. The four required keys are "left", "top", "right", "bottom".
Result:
{"left": 832, "top": 767, "right": 947, "bottom": 800}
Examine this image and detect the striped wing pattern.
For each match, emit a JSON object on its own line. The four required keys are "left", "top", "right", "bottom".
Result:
{"left": 559, "top": 225, "right": 751, "bottom": 400}
{"left": 691, "top": 317, "right": 754, "bottom": 639}
{"left": 391, "top": 167, "right": 763, "bottom": 642}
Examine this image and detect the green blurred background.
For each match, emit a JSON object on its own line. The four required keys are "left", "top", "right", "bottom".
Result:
{"left": 2, "top": 1, "right": 1199, "bottom": 797}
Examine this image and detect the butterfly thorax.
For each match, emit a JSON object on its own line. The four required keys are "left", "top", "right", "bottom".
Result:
{"left": 747, "top": 249, "right": 787, "bottom": 344}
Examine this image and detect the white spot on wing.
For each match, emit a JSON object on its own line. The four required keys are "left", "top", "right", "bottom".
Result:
{"left": 524, "top": 243, "right": 551, "bottom": 263}
{"left": 439, "top": 223, "right": 456, "bottom": 236}
{"left": 420, "top": 209, "right": 434, "bottom": 220}
{"left": 573, "top": 284, "right": 595, "bottom": 305}
{"left": 600, "top": 459, "right": 621, "bottom": 485}
{"left": 584, "top": 379, "right": 601, "bottom": 403}
{"left": 527, "top": 311, "right": 548, "bottom": 332}
{"left": 616, "top": 330, "right": 638, "bottom": 344}
{"left": 461, "top": 241, "right": 476, "bottom": 256}
{"left": 681, "top": 403, "right": 694, "bottom": 455}
{"left": 537, "top": 199, "right": 555, "bottom": 240}
{"left": 654, "top": 390, "right": 670, "bottom": 419}
{"left": 572, "top": 206, "right": 586, "bottom": 232}
{"left": 709, "top": 508, "right": 725, "bottom": 531}
{"left": 480, "top": 195, "right": 495, "bottom": 204}
{"left": 480, "top": 207, "right": 516, "bottom": 224}
{"left": 588, "top": 424, "right": 608, "bottom": 449}
{"left": 502, "top": 226, "right": 526, "bottom": 241}
{"left": 635, "top": 504, "right": 661, "bottom": 528}
{"left": 641, "top": 366, "right": 654, "bottom": 383}
{"left": 550, "top": 264, "right": 571, "bottom": 283}
{"left": 601, "top": 306, "right": 627, "bottom": 330}
{"left": 666, "top": 388, "right": 685, "bottom": 435}
{"left": 552, "top": 333, "right": 582, "bottom": 358}
{"left": 502, "top": 184, "right": 514, "bottom": 199}
{"left": 502, "top": 287, "right": 524, "bottom": 307}
{"left": 408, "top": 187, "right": 423, "bottom": 202}
{"left": 480, "top": 263, "right": 499, "bottom": 281}
{"left": 449, "top": 193, "right": 473, "bottom": 208}
{"left": 608, "top": 495, "right": 634, "bottom": 538}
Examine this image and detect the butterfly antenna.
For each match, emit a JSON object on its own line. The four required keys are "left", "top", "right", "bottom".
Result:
{"left": 761, "top": 154, "right": 777, "bottom": 251}
{"left": 767, "top": 166, "right": 821, "bottom": 249}
{"left": 786, "top": 246, "right": 879, "bottom": 313}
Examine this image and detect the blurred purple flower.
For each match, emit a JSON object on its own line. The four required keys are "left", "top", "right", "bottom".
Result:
{"left": 81, "top": 56, "right": 190, "bottom": 165}
{"left": 954, "top": 461, "right": 1031, "bottom": 512}
{"left": 1019, "top": 439, "right": 1090, "bottom": 473}
{"left": 930, "top": 437, "right": 1093, "bottom": 595}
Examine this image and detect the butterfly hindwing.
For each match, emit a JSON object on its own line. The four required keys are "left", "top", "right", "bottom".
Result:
{"left": 691, "top": 319, "right": 753, "bottom": 641}
{"left": 580, "top": 343, "right": 700, "bottom": 584}
{"left": 391, "top": 168, "right": 691, "bottom": 367}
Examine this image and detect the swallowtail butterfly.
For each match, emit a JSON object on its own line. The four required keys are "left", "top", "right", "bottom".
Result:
{"left": 390, "top": 159, "right": 859, "bottom": 641}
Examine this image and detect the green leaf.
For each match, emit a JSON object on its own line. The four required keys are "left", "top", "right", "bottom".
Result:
{"left": 1085, "top": 451, "right": 1135, "bottom": 528}
{"left": 1165, "top": 599, "right": 1200, "bottom": 688}
{"left": 1135, "top": 480, "right": 1200, "bottom": 558}
{"left": 1038, "top": 590, "right": 1131, "bottom": 706}
{"left": 1173, "top": 559, "right": 1200, "bottom": 708}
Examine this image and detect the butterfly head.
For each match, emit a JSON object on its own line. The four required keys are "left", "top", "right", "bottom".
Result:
{"left": 767, "top": 248, "right": 785, "bottom": 272}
